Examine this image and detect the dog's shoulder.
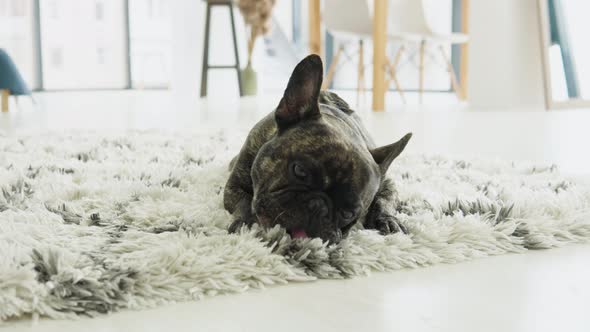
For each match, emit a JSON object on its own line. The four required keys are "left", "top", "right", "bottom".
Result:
{"left": 319, "top": 91, "right": 354, "bottom": 115}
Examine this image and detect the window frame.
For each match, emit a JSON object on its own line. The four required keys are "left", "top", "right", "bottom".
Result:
{"left": 28, "top": 0, "right": 167, "bottom": 92}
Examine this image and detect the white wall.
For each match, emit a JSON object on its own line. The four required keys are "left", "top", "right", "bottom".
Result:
{"left": 274, "top": 0, "right": 293, "bottom": 42}
{"left": 467, "top": 0, "right": 546, "bottom": 110}
{"left": 171, "top": 0, "right": 204, "bottom": 96}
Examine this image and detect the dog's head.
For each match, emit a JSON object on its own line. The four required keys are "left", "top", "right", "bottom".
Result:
{"left": 251, "top": 55, "right": 411, "bottom": 242}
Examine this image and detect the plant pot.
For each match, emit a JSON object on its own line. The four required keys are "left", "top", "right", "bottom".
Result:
{"left": 240, "top": 63, "right": 258, "bottom": 96}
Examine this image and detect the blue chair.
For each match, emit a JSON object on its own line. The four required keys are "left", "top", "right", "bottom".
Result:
{"left": 0, "top": 48, "right": 32, "bottom": 112}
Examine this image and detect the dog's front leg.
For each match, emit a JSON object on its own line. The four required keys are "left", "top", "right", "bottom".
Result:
{"left": 226, "top": 193, "right": 255, "bottom": 233}
{"left": 224, "top": 155, "right": 257, "bottom": 233}
{"left": 364, "top": 178, "right": 407, "bottom": 234}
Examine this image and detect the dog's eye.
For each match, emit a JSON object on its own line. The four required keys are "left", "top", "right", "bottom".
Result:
{"left": 340, "top": 209, "right": 355, "bottom": 221}
{"left": 292, "top": 163, "right": 308, "bottom": 180}
{"left": 339, "top": 209, "right": 358, "bottom": 230}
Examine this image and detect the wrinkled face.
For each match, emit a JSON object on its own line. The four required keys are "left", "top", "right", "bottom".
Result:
{"left": 251, "top": 121, "right": 382, "bottom": 243}
{"left": 250, "top": 54, "right": 411, "bottom": 242}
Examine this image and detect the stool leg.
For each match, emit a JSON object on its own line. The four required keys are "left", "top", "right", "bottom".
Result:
{"left": 200, "top": 3, "right": 212, "bottom": 97}
{"left": 419, "top": 40, "right": 425, "bottom": 104}
{"left": 357, "top": 39, "right": 365, "bottom": 107}
{"left": 229, "top": 3, "right": 243, "bottom": 97}
{"left": 1, "top": 90, "right": 9, "bottom": 112}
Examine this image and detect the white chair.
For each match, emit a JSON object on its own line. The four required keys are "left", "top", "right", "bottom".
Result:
{"left": 388, "top": 0, "right": 468, "bottom": 103}
{"left": 323, "top": 0, "right": 469, "bottom": 104}
{"left": 323, "top": 0, "right": 420, "bottom": 104}
{"left": 323, "top": 0, "right": 370, "bottom": 104}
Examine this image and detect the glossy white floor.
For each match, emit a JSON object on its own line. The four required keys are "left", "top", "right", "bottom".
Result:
{"left": 3, "top": 90, "right": 590, "bottom": 332}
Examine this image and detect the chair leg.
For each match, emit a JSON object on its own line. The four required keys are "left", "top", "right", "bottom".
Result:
{"left": 357, "top": 39, "right": 365, "bottom": 107}
{"left": 419, "top": 40, "right": 425, "bottom": 104}
{"left": 229, "top": 3, "right": 243, "bottom": 97}
{"left": 438, "top": 45, "right": 463, "bottom": 100}
{"left": 322, "top": 45, "right": 344, "bottom": 90}
{"left": 1, "top": 89, "right": 9, "bottom": 112}
{"left": 199, "top": 3, "right": 212, "bottom": 97}
{"left": 386, "top": 45, "right": 407, "bottom": 104}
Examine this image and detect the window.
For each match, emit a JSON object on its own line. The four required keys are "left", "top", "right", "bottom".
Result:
{"left": 11, "top": 0, "right": 26, "bottom": 16}
{"left": 47, "top": 0, "right": 58, "bottom": 19}
{"left": 0, "top": 0, "right": 36, "bottom": 88}
{"left": 95, "top": 1, "right": 104, "bottom": 21}
{"left": 128, "top": 0, "right": 172, "bottom": 88}
{"left": 39, "top": 0, "right": 127, "bottom": 89}
{"left": 1, "top": 0, "right": 177, "bottom": 91}
{"left": 49, "top": 47, "right": 63, "bottom": 67}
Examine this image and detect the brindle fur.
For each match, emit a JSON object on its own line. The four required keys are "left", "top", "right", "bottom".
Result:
{"left": 224, "top": 55, "right": 411, "bottom": 243}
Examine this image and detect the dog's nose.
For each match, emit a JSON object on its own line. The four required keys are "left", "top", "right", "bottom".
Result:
{"left": 307, "top": 197, "right": 329, "bottom": 218}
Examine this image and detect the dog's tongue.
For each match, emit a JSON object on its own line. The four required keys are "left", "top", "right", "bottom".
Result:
{"left": 291, "top": 228, "right": 308, "bottom": 239}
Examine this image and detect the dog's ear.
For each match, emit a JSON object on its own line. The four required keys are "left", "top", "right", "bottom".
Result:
{"left": 370, "top": 133, "right": 413, "bottom": 174}
{"left": 275, "top": 55, "right": 323, "bottom": 130}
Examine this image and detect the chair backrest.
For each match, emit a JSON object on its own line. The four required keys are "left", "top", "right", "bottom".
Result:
{"left": 324, "top": 0, "right": 373, "bottom": 36}
{"left": 388, "top": 0, "right": 433, "bottom": 36}
{"left": 0, "top": 49, "right": 30, "bottom": 96}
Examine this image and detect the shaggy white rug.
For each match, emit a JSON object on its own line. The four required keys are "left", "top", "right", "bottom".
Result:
{"left": 1, "top": 130, "right": 590, "bottom": 321}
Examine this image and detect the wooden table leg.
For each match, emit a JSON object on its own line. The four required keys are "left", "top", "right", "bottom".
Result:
{"left": 459, "top": 0, "right": 470, "bottom": 100}
{"left": 357, "top": 39, "right": 365, "bottom": 106}
{"left": 372, "top": 0, "right": 388, "bottom": 111}
{"left": 309, "top": 0, "right": 322, "bottom": 58}
{"left": 1, "top": 90, "right": 9, "bottom": 112}
{"left": 419, "top": 40, "right": 425, "bottom": 104}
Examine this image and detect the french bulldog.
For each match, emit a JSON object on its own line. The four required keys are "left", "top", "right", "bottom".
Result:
{"left": 224, "top": 54, "right": 412, "bottom": 243}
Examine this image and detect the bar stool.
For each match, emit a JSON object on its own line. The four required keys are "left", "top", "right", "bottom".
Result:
{"left": 200, "top": 0, "right": 243, "bottom": 97}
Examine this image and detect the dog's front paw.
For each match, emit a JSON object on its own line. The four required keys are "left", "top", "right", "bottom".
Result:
{"left": 228, "top": 217, "right": 255, "bottom": 234}
{"left": 368, "top": 214, "right": 407, "bottom": 235}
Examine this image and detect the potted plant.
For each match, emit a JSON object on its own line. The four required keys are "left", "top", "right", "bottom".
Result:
{"left": 236, "top": 0, "right": 276, "bottom": 96}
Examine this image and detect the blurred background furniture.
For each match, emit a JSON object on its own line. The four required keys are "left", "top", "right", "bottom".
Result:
{"left": 310, "top": 0, "right": 470, "bottom": 110}
{"left": 323, "top": 0, "right": 421, "bottom": 105}
{"left": 388, "top": 0, "right": 468, "bottom": 103}
{"left": 323, "top": 0, "right": 468, "bottom": 103}
{"left": 0, "top": 49, "right": 32, "bottom": 112}
{"left": 322, "top": 0, "right": 372, "bottom": 105}
{"left": 309, "top": 0, "right": 389, "bottom": 111}
{"left": 200, "top": 0, "right": 243, "bottom": 97}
